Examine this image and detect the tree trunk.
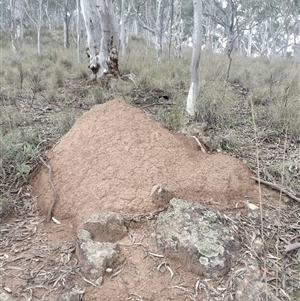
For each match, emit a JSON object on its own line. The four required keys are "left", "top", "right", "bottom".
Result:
{"left": 120, "top": 0, "right": 126, "bottom": 58}
{"left": 186, "top": 0, "right": 202, "bottom": 116}
{"left": 37, "top": 0, "right": 43, "bottom": 56}
{"left": 205, "top": 15, "right": 213, "bottom": 52}
{"left": 76, "top": 0, "right": 81, "bottom": 62}
{"left": 155, "top": 0, "right": 163, "bottom": 64}
{"left": 294, "top": 21, "right": 300, "bottom": 62}
{"left": 10, "top": 0, "right": 17, "bottom": 53}
{"left": 246, "top": 27, "right": 252, "bottom": 57}
{"left": 63, "top": 0, "right": 69, "bottom": 48}
{"left": 173, "top": 0, "right": 182, "bottom": 58}
{"left": 168, "top": 0, "right": 174, "bottom": 61}
{"left": 44, "top": 0, "right": 52, "bottom": 30}
{"left": 81, "top": 0, "right": 119, "bottom": 78}
{"left": 260, "top": 21, "right": 268, "bottom": 55}
{"left": 97, "top": 0, "right": 119, "bottom": 74}
{"left": 15, "top": 0, "right": 24, "bottom": 41}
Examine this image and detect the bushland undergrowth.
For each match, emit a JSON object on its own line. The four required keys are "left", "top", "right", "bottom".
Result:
{"left": 0, "top": 29, "right": 299, "bottom": 219}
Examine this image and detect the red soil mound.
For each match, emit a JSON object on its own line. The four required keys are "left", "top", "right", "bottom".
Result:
{"left": 31, "top": 99, "right": 259, "bottom": 228}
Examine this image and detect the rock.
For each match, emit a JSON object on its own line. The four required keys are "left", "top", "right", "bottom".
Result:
{"left": 236, "top": 259, "right": 276, "bottom": 300}
{"left": 154, "top": 198, "right": 239, "bottom": 278}
{"left": 76, "top": 229, "right": 119, "bottom": 285}
{"left": 55, "top": 287, "right": 84, "bottom": 301}
{"left": 83, "top": 212, "right": 128, "bottom": 243}
{"left": 0, "top": 287, "right": 13, "bottom": 301}
{"left": 252, "top": 237, "right": 264, "bottom": 256}
{"left": 150, "top": 184, "right": 174, "bottom": 207}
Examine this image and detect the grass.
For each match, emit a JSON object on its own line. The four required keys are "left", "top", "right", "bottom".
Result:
{"left": 52, "top": 108, "right": 79, "bottom": 135}
{"left": 0, "top": 127, "right": 40, "bottom": 188}
{"left": 0, "top": 29, "right": 298, "bottom": 194}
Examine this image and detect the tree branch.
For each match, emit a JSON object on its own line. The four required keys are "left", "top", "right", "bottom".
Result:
{"left": 130, "top": 0, "right": 156, "bottom": 34}
{"left": 251, "top": 177, "right": 300, "bottom": 203}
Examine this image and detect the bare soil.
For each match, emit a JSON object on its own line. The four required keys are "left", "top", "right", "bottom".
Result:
{"left": 31, "top": 99, "right": 260, "bottom": 229}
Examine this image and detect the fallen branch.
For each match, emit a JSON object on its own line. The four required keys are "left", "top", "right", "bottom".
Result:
{"left": 284, "top": 242, "right": 300, "bottom": 252}
{"left": 251, "top": 177, "right": 300, "bottom": 203}
{"left": 141, "top": 102, "right": 174, "bottom": 108}
{"left": 191, "top": 136, "right": 206, "bottom": 153}
{"left": 39, "top": 157, "right": 58, "bottom": 222}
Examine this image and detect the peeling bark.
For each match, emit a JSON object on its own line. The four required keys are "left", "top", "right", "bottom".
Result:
{"left": 81, "top": 0, "right": 119, "bottom": 78}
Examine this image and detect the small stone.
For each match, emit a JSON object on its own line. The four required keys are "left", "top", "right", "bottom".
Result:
{"left": 83, "top": 212, "right": 128, "bottom": 243}
{"left": 253, "top": 238, "right": 264, "bottom": 256}
{"left": 3, "top": 287, "right": 11, "bottom": 293}
{"left": 56, "top": 288, "right": 83, "bottom": 301}
{"left": 246, "top": 202, "right": 259, "bottom": 211}
{"left": 76, "top": 229, "right": 120, "bottom": 285}
{"left": 0, "top": 287, "right": 13, "bottom": 301}
{"left": 150, "top": 184, "right": 174, "bottom": 207}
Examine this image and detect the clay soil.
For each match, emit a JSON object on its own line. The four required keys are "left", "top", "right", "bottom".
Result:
{"left": 2, "top": 99, "right": 276, "bottom": 300}
{"left": 31, "top": 99, "right": 261, "bottom": 229}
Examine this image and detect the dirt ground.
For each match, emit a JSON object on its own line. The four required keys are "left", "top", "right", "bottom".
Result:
{"left": 0, "top": 99, "right": 294, "bottom": 300}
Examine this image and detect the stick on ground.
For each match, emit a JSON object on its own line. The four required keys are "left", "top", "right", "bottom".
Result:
{"left": 251, "top": 177, "right": 300, "bottom": 203}
{"left": 39, "top": 157, "right": 58, "bottom": 222}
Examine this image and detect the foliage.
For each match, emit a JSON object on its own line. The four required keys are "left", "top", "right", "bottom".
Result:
{"left": 0, "top": 128, "right": 40, "bottom": 184}
{"left": 52, "top": 109, "right": 78, "bottom": 136}
{"left": 196, "top": 81, "right": 237, "bottom": 128}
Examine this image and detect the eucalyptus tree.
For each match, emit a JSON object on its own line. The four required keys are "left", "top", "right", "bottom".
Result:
{"left": 10, "top": 0, "right": 18, "bottom": 53}
{"left": 24, "top": 0, "right": 44, "bottom": 55}
{"left": 0, "top": 1, "right": 10, "bottom": 29}
{"left": 186, "top": 0, "right": 202, "bottom": 116}
{"left": 241, "top": 0, "right": 300, "bottom": 59}
{"left": 76, "top": 0, "right": 81, "bottom": 62}
{"left": 173, "top": 0, "right": 183, "bottom": 58}
{"left": 9, "top": 0, "right": 25, "bottom": 53}
{"left": 204, "top": 0, "right": 239, "bottom": 53}
{"left": 130, "top": 0, "right": 171, "bottom": 63}
{"left": 119, "top": 0, "right": 126, "bottom": 57}
{"left": 81, "top": 0, "right": 119, "bottom": 78}
{"left": 62, "top": 0, "right": 74, "bottom": 48}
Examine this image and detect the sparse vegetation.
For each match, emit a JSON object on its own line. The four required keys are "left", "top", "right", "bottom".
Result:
{"left": 1, "top": 31, "right": 299, "bottom": 208}
{"left": 0, "top": 27, "right": 299, "bottom": 300}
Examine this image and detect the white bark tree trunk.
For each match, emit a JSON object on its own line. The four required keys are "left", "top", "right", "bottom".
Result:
{"left": 205, "top": 15, "right": 213, "bottom": 52}
{"left": 168, "top": 0, "right": 174, "bottom": 61}
{"left": 186, "top": 0, "right": 202, "bottom": 116}
{"left": 246, "top": 27, "right": 252, "bottom": 57}
{"left": 76, "top": 0, "right": 81, "bottom": 63}
{"left": 294, "top": 21, "right": 300, "bottom": 62}
{"left": 37, "top": 0, "right": 43, "bottom": 56}
{"left": 173, "top": 0, "right": 182, "bottom": 58}
{"left": 155, "top": 0, "right": 163, "bottom": 64}
{"left": 24, "top": 0, "right": 43, "bottom": 55}
{"left": 15, "top": 0, "right": 24, "bottom": 41}
{"left": 120, "top": 0, "right": 126, "bottom": 58}
{"left": 10, "top": 0, "right": 17, "bottom": 53}
{"left": 81, "top": 0, "right": 119, "bottom": 78}
{"left": 63, "top": 0, "right": 71, "bottom": 48}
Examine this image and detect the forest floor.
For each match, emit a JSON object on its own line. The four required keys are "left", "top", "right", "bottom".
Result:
{"left": 1, "top": 76, "right": 300, "bottom": 300}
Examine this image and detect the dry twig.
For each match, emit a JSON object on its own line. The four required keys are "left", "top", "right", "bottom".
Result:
{"left": 251, "top": 177, "right": 300, "bottom": 203}
{"left": 39, "top": 156, "right": 58, "bottom": 222}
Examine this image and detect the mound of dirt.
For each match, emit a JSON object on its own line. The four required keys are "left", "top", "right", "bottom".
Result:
{"left": 31, "top": 99, "right": 259, "bottom": 228}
